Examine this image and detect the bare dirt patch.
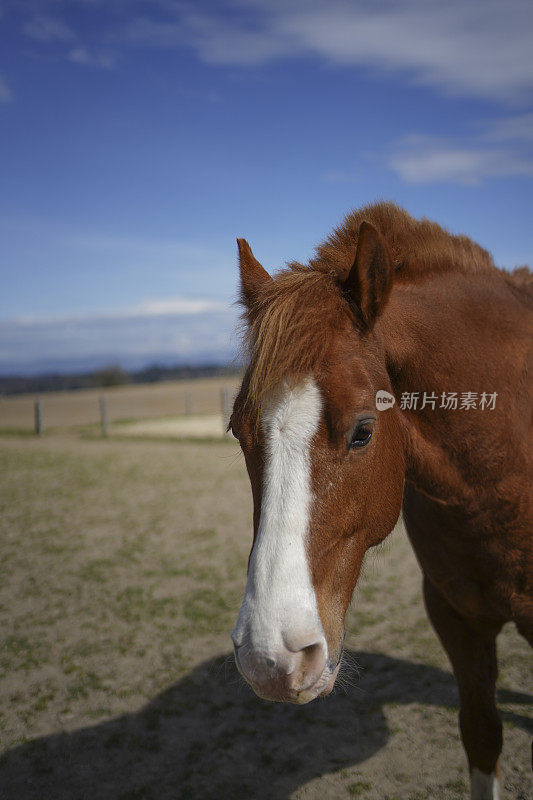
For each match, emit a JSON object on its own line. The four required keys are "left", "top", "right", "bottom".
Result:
{"left": 0, "top": 435, "right": 531, "bottom": 799}
{"left": 113, "top": 414, "right": 227, "bottom": 440}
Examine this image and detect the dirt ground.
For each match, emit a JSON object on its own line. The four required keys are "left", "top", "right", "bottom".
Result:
{"left": 0, "top": 434, "right": 531, "bottom": 800}
{"left": 113, "top": 415, "right": 228, "bottom": 439}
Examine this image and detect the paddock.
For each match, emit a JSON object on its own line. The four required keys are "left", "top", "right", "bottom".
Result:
{"left": 0, "top": 433, "right": 530, "bottom": 799}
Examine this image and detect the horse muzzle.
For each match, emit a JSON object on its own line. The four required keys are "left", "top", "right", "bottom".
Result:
{"left": 232, "top": 631, "right": 343, "bottom": 704}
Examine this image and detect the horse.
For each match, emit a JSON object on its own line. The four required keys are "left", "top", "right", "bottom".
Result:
{"left": 228, "top": 202, "right": 532, "bottom": 800}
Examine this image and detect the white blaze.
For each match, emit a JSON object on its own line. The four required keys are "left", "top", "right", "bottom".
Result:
{"left": 233, "top": 378, "right": 324, "bottom": 655}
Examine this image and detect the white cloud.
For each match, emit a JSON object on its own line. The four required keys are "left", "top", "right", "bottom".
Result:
{"left": 10, "top": 297, "right": 227, "bottom": 325}
{"left": 15, "top": 1, "right": 533, "bottom": 98}
{"left": 21, "top": 9, "right": 116, "bottom": 69}
{"left": 67, "top": 46, "right": 117, "bottom": 69}
{"left": 0, "top": 218, "right": 237, "bottom": 318}
{"left": 388, "top": 135, "right": 533, "bottom": 185}
{"left": 275, "top": 1, "right": 533, "bottom": 100}
{"left": 23, "top": 15, "right": 75, "bottom": 43}
{"left": 386, "top": 112, "right": 533, "bottom": 185}
{"left": 132, "top": 298, "right": 225, "bottom": 316}
{"left": 0, "top": 74, "right": 12, "bottom": 103}
{"left": 117, "top": 0, "right": 533, "bottom": 100}
{"left": 0, "top": 298, "right": 238, "bottom": 374}
{"left": 481, "top": 112, "right": 533, "bottom": 143}
{"left": 122, "top": 13, "right": 290, "bottom": 66}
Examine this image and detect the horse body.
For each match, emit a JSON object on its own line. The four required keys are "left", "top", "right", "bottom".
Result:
{"left": 387, "top": 269, "right": 532, "bottom": 793}
{"left": 230, "top": 203, "right": 532, "bottom": 799}
{"left": 378, "top": 266, "right": 532, "bottom": 634}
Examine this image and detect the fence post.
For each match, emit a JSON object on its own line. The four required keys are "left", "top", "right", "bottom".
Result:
{"left": 100, "top": 395, "right": 109, "bottom": 437}
{"left": 34, "top": 398, "right": 43, "bottom": 436}
{"left": 220, "top": 387, "right": 231, "bottom": 436}
{"left": 185, "top": 389, "right": 192, "bottom": 415}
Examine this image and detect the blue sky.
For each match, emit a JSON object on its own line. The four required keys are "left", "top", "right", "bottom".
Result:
{"left": 1, "top": 0, "right": 532, "bottom": 373}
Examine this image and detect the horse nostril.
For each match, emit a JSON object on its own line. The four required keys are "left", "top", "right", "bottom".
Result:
{"left": 304, "top": 641, "right": 324, "bottom": 660}
{"left": 265, "top": 657, "right": 275, "bottom": 668}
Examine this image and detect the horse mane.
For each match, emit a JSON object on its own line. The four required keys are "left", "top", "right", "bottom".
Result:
{"left": 307, "top": 201, "right": 497, "bottom": 281}
{"left": 241, "top": 201, "right": 531, "bottom": 413}
{"left": 506, "top": 264, "right": 533, "bottom": 293}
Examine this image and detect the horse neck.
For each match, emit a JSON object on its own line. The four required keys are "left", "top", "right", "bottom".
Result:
{"left": 376, "top": 270, "right": 531, "bottom": 507}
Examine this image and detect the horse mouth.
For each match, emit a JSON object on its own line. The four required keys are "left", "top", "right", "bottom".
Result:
{"left": 317, "top": 660, "right": 342, "bottom": 697}
{"left": 243, "top": 652, "right": 343, "bottom": 705}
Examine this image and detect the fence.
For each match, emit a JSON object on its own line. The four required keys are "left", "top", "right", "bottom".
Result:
{"left": 0, "top": 376, "right": 242, "bottom": 437}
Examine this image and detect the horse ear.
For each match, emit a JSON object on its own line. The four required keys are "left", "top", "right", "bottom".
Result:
{"left": 343, "top": 221, "right": 393, "bottom": 328}
{"left": 237, "top": 238, "right": 272, "bottom": 306}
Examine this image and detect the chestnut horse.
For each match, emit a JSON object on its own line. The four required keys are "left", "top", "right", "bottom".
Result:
{"left": 229, "top": 202, "right": 532, "bottom": 799}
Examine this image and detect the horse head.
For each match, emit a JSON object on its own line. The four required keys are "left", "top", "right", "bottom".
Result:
{"left": 230, "top": 222, "right": 405, "bottom": 703}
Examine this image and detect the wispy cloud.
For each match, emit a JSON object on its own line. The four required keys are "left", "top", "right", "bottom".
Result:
{"left": 324, "top": 110, "right": 533, "bottom": 185}
{"left": 0, "top": 74, "right": 13, "bottom": 103}
{"left": 11, "top": 297, "right": 227, "bottom": 325}
{"left": 131, "top": 297, "right": 225, "bottom": 317}
{"left": 121, "top": 11, "right": 291, "bottom": 66}
{"left": 23, "top": 15, "right": 75, "bottom": 43}
{"left": 0, "top": 298, "right": 238, "bottom": 375}
{"left": 116, "top": 0, "right": 533, "bottom": 101}
{"left": 15, "top": 0, "right": 533, "bottom": 99}
{"left": 386, "top": 109, "right": 533, "bottom": 185}
{"left": 388, "top": 135, "right": 533, "bottom": 185}
{"left": 480, "top": 112, "right": 533, "bottom": 143}
{"left": 21, "top": 6, "right": 116, "bottom": 70}
{"left": 66, "top": 46, "right": 118, "bottom": 69}
{"left": 274, "top": 0, "right": 533, "bottom": 101}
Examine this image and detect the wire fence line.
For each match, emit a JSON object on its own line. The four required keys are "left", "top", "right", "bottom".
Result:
{"left": 0, "top": 376, "right": 242, "bottom": 437}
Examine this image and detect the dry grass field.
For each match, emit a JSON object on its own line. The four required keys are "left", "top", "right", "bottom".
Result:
{"left": 0, "top": 376, "right": 241, "bottom": 432}
{"left": 0, "top": 432, "right": 531, "bottom": 800}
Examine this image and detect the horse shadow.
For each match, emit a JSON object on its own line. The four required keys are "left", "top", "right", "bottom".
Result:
{"left": 0, "top": 651, "right": 530, "bottom": 800}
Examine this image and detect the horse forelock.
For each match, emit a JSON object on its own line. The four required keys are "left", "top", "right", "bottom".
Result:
{"left": 240, "top": 266, "right": 350, "bottom": 417}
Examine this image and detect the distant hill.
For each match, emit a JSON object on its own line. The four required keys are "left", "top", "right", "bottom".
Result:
{"left": 0, "top": 363, "right": 242, "bottom": 396}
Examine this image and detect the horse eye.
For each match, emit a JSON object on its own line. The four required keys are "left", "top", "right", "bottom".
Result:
{"left": 349, "top": 423, "right": 373, "bottom": 449}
